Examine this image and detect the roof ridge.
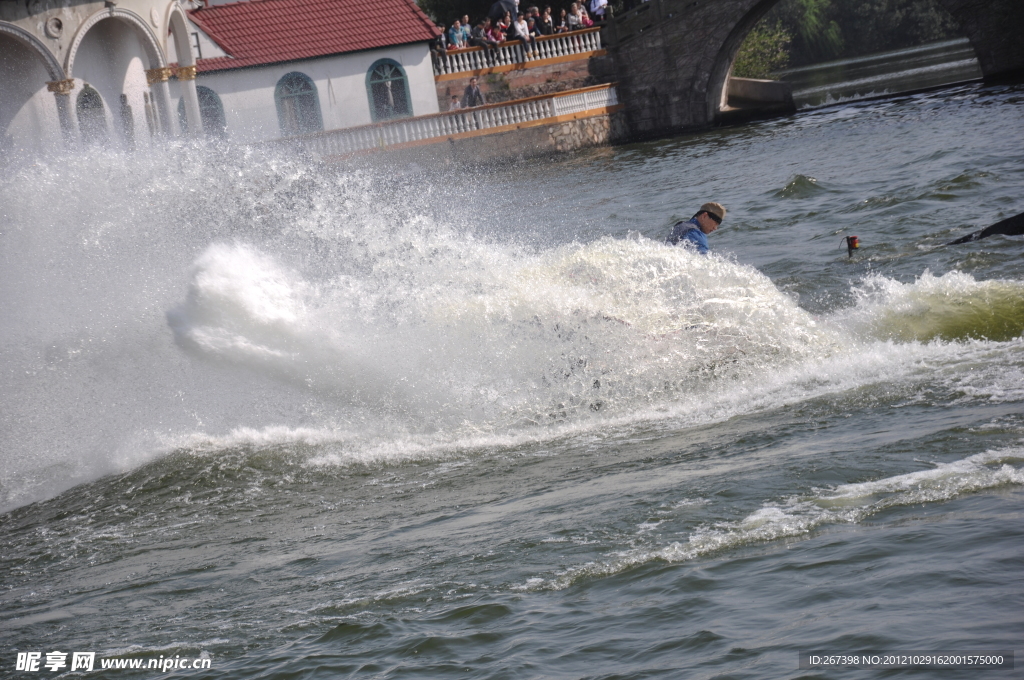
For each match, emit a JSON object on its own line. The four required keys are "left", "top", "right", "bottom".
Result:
{"left": 186, "top": 0, "right": 439, "bottom": 73}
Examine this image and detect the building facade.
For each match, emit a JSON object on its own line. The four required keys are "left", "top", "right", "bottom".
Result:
{"left": 1, "top": 0, "right": 202, "bottom": 154}
{"left": 0, "top": 0, "right": 441, "bottom": 154}
{"left": 176, "top": 0, "right": 441, "bottom": 144}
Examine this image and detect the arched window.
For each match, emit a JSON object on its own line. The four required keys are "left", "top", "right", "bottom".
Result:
{"left": 76, "top": 85, "right": 107, "bottom": 145}
{"left": 178, "top": 86, "right": 227, "bottom": 137}
{"left": 274, "top": 72, "right": 322, "bottom": 135}
{"left": 366, "top": 59, "right": 412, "bottom": 122}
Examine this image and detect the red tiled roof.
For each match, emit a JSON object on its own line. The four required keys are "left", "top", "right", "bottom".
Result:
{"left": 189, "top": 0, "right": 441, "bottom": 73}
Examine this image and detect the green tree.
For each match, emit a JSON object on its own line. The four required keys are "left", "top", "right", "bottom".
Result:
{"left": 831, "top": 0, "right": 959, "bottom": 58}
{"left": 732, "top": 21, "right": 792, "bottom": 79}
{"left": 742, "top": 0, "right": 963, "bottom": 70}
{"left": 768, "top": 0, "right": 844, "bottom": 65}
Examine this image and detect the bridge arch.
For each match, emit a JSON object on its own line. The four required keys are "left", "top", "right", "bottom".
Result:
{"left": 607, "top": 0, "right": 1024, "bottom": 136}
{"left": 705, "top": 0, "right": 780, "bottom": 124}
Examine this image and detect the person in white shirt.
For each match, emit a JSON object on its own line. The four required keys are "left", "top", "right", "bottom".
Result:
{"left": 590, "top": 0, "right": 607, "bottom": 21}
{"left": 513, "top": 12, "right": 536, "bottom": 57}
{"left": 567, "top": 2, "right": 582, "bottom": 30}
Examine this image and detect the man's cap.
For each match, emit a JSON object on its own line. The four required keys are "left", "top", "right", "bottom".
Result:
{"left": 700, "top": 202, "right": 726, "bottom": 221}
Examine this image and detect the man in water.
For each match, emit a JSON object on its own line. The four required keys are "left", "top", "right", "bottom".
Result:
{"left": 666, "top": 202, "right": 726, "bottom": 254}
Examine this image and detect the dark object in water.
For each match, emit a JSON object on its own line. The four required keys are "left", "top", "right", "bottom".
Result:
{"left": 841, "top": 235, "right": 859, "bottom": 257}
{"left": 946, "top": 212, "right": 1024, "bottom": 245}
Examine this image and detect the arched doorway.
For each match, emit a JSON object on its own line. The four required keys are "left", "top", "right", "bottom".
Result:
{"left": 76, "top": 85, "right": 107, "bottom": 145}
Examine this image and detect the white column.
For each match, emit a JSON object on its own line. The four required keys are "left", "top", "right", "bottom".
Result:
{"left": 177, "top": 66, "right": 203, "bottom": 136}
{"left": 46, "top": 78, "right": 77, "bottom": 146}
{"left": 146, "top": 68, "right": 176, "bottom": 136}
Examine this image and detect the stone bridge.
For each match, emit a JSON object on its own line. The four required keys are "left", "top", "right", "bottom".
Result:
{"left": 603, "top": 0, "right": 1024, "bottom": 136}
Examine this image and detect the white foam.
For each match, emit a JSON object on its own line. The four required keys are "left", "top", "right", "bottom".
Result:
{"left": 3, "top": 145, "right": 1022, "bottom": 512}
{"left": 839, "top": 270, "right": 1024, "bottom": 343}
{"left": 166, "top": 245, "right": 1023, "bottom": 444}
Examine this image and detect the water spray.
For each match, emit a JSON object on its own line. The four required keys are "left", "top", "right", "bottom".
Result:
{"left": 841, "top": 235, "right": 860, "bottom": 257}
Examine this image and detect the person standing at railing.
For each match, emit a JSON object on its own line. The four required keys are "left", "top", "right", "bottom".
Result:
{"left": 460, "top": 15, "right": 472, "bottom": 45}
{"left": 555, "top": 8, "right": 569, "bottom": 32}
{"left": 567, "top": 3, "right": 582, "bottom": 31}
{"left": 449, "top": 94, "right": 463, "bottom": 111}
{"left": 462, "top": 77, "right": 487, "bottom": 108}
{"left": 589, "top": 0, "right": 607, "bottom": 23}
{"left": 526, "top": 6, "right": 541, "bottom": 28}
{"left": 538, "top": 7, "right": 555, "bottom": 35}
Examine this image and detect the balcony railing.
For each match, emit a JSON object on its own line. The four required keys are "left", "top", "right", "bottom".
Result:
{"left": 281, "top": 84, "right": 619, "bottom": 159}
{"left": 433, "top": 28, "right": 603, "bottom": 77}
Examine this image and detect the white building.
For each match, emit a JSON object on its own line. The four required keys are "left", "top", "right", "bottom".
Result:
{"left": 174, "top": 0, "right": 442, "bottom": 143}
{"left": 0, "top": 0, "right": 441, "bottom": 154}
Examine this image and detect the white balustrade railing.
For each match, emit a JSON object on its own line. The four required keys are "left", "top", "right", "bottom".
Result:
{"left": 433, "top": 28, "right": 603, "bottom": 76}
{"left": 284, "top": 85, "right": 619, "bottom": 159}
{"left": 551, "top": 86, "right": 618, "bottom": 116}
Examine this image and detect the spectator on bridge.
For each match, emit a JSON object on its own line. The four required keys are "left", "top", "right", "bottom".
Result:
{"left": 471, "top": 19, "right": 500, "bottom": 57}
{"left": 527, "top": 16, "right": 542, "bottom": 46}
{"left": 555, "top": 8, "right": 569, "bottom": 32}
{"left": 580, "top": 7, "right": 594, "bottom": 27}
{"left": 538, "top": 7, "right": 555, "bottom": 35}
{"left": 567, "top": 3, "right": 582, "bottom": 31}
{"left": 449, "top": 94, "right": 463, "bottom": 111}
{"left": 430, "top": 27, "right": 448, "bottom": 68}
{"left": 666, "top": 203, "right": 727, "bottom": 254}
{"left": 589, "top": 0, "right": 608, "bottom": 22}
{"left": 460, "top": 15, "right": 472, "bottom": 44}
{"left": 513, "top": 12, "right": 536, "bottom": 57}
{"left": 448, "top": 20, "right": 466, "bottom": 49}
{"left": 462, "top": 76, "right": 487, "bottom": 108}
{"left": 489, "top": 16, "right": 507, "bottom": 43}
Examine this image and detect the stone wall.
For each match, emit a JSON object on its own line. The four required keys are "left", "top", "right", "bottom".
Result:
{"left": 548, "top": 111, "right": 629, "bottom": 153}
{"left": 435, "top": 56, "right": 604, "bottom": 109}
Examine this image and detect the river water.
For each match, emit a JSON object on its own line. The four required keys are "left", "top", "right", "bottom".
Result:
{"left": 2, "top": 79, "right": 1023, "bottom": 678}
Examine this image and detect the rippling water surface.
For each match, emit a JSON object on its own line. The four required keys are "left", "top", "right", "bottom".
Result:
{"left": 2, "top": 82, "right": 1023, "bottom": 679}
